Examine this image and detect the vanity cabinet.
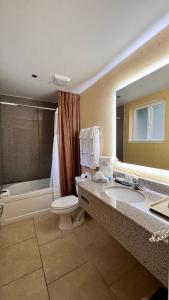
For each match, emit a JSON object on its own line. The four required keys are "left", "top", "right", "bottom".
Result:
{"left": 79, "top": 185, "right": 169, "bottom": 287}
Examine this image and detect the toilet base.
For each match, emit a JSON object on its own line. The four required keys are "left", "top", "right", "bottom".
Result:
{"left": 59, "top": 209, "right": 85, "bottom": 230}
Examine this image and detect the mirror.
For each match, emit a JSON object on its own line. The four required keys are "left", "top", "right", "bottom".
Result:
{"left": 116, "top": 63, "right": 169, "bottom": 170}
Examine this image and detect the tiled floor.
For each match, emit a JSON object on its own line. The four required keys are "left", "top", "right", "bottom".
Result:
{"left": 0, "top": 213, "right": 162, "bottom": 300}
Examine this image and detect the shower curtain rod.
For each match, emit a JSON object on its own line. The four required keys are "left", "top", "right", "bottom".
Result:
{"left": 0, "top": 101, "right": 56, "bottom": 111}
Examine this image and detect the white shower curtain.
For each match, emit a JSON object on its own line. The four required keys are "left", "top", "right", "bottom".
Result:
{"left": 50, "top": 108, "right": 61, "bottom": 198}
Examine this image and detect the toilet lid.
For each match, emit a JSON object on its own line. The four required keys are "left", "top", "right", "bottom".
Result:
{"left": 51, "top": 195, "right": 79, "bottom": 209}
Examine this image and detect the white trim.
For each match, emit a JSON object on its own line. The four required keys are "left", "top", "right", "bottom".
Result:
{"left": 128, "top": 141, "right": 164, "bottom": 144}
{"left": 72, "top": 11, "right": 169, "bottom": 94}
{"left": 133, "top": 104, "right": 149, "bottom": 141}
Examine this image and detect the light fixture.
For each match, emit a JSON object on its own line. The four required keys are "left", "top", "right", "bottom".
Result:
{"left": 51, "top": 74, "right": 71, "bottom": 86}
{"left": 0, "top": 102, "right": 18, "bottom": 106}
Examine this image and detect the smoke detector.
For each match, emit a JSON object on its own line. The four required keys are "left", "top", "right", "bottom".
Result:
{"left": 51, "top": 74, "right": 71, "bottom": 86}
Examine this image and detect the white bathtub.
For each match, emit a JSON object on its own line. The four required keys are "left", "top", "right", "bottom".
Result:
{"left": 0, "top": 178, "right": 59, "bottom": 224}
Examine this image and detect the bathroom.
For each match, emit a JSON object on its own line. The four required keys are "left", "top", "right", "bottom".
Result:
{"left": 0, "top": 1, "right": 169, "bottom": 299}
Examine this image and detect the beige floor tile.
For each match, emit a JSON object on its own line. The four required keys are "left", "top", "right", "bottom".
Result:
{"left": 0, "top": 269, "right": 49, "bottom": 300}
{"left": 48, "top": 262, "right": 116, "bottom": 300}
{"left": 87, "top": 239, "right": 137, "bottom": 286}
{"left": 75, "top": 216, "right": 137, "bottom": 286}
{"left": 40, "top": 233, "right": 87, "bottom": 284}
{"left": 74, "top": 215, "right": 110, "bottom": 247}
{"left": 0, "top": 219, "right": 35, "bottom": 249}
{"left": 0, "top": 238, "right": 42, "bottom": 287}
{"left": 110, "top": 263, "right": 162, "bottom": 300}
{"left": 33, "top": 212, "right": 55, "bottom": 224}
{"left": 0, "top": 214, "right": 162, "bottom": 300}
{"left": 34, "top": 213, "right": 63, "bottom": 245}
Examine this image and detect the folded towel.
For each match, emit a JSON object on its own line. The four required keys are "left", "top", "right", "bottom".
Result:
{"left": 79, "top": 128, "right": 89, "bottom": 139}
{"left": 79, "top": 126, "right": 100, "bottom": 169}
{"left": 80, "top": 128, "right": 90, "bottom": 166}
{"left": 93, "top": 171, "right": 106, "bottom": 180}
{"left": 89, "top": 126, "right": 100, "bottom": 168}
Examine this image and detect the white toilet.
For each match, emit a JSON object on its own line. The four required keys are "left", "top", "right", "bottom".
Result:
{"left": 50, "top": 177, "right": 85, "bottom": 230}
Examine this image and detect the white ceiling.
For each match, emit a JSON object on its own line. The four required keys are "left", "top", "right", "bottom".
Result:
{"left": 116, "top": 62, "right": 169, "bottom": 106}
{"left": 0, "top": 0, "right": 169, "bottom": 102}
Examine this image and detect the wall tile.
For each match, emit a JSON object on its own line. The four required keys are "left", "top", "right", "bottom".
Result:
{"left": 0, "top": 95, "right": 56, "bottom": 184}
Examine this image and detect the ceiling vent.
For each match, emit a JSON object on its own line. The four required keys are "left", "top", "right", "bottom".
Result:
{"left": 51, "top": 74, "right": 71, "bottom": 86}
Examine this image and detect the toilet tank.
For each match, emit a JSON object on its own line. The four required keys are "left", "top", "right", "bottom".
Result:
{"left": 75, "top": 184, "right": 78, "bottom": 195}
{"left": 75, "top": 176, "right": 90, "bottom": 195}
{"left": 75, "top": 172, "right": 91, "bottom": 195}
{"left": 75, "top": 177, "right": 81, "bottom": 195}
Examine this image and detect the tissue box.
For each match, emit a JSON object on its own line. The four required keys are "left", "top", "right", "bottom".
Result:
{"left": 99, "top": 156, "right": 113, "bottom": 177}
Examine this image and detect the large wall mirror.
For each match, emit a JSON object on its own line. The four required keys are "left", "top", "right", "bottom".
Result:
{"left": 116, "top": 63, "right": 169, "bottom": 170}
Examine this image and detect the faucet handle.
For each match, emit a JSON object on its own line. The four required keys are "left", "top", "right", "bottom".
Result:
{"left": 124, "top": 173, "right": 131, "bottom": 183}
{"left": 130, "top": 176, "right": 140, "bottom": 190}
{"left": 132, "top": 176, "right": 139, "bottom": 184}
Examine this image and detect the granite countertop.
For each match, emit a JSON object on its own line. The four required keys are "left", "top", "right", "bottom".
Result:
{"left": 78, "top": 180, "right": 169, "bottom": 234}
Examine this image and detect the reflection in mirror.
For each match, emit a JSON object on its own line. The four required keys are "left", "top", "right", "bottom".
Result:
{"left": 116, "top": 63, "right": 169, "bottom": 170}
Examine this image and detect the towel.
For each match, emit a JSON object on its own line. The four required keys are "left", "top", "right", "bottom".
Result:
{"left": 79, "top": 126, "right": 100, "bottom": 169}
{"left": 89, "top": 126, "right": 100, "bottom": 169}
{"left": 79, "top": 128, "right": 90, "bottom": 167}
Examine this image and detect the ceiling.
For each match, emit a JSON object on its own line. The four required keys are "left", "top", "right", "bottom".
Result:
{"left": 116, "top": 62, "right": 169, "bottom": 106}
{"left": 0, "top": 1, "right": 169, "bottom": 102}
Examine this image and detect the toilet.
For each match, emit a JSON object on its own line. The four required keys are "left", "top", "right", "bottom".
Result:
{"left": 50, "top": 177, "right": 85, "bottom": 230}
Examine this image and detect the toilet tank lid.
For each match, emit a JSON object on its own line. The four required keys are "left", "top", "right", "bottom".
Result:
{"left": 75, "top": 176, "right": 90, "bottom": 183}
{"left": 75, "top": 176, "right": 85, "bottom": 183}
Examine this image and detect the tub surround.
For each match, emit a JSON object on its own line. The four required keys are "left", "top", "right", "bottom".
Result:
{"left": 78, "top": 179, "right": 169, "bottom": 287}
{"left": 0, "top": 178, "right": 57, "bottom": 225}
{"left": 1, "top": 178, "right": 51, "bottom": 196}
{"left": 0, "top": 95, "right": 56, "bottom": 185}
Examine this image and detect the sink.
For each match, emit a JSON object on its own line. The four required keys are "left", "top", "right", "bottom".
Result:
{"left": 105, "top": 186, "right": 145, "bottom": 203}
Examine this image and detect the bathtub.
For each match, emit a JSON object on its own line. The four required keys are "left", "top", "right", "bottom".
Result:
{"left": 0, "top": 178, "right": 59, "bottom": 224}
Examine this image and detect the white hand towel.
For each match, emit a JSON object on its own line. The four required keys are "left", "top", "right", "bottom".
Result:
{"left": 89, "top": 126, "right": 100, "bottom": 169}
{"left": 79, "top": 128, "right": 90, "bottom": 167}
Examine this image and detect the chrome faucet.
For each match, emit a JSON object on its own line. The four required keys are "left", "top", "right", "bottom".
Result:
{"left": 124, "top": 174, "right": 140, "bottom": 190}
{"left": 114, "top": 174, "right": 140, "bottom": 190}
{"left": 130, "top": 176, "right": 140, "bottom": 190}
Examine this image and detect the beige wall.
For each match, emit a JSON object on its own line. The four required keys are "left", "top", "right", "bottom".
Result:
{"left": 80, "top": 26, "right": 169, "bottom": 183}
{"left": 123, "top": 87, "right": 169, "bottom": 170}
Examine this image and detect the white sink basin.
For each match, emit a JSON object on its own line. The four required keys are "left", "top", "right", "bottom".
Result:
{"left": 105, "top": 186, "right": 145, "bottom": 203}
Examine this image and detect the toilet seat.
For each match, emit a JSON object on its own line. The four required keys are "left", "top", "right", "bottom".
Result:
{"left": 51, "top": 195, "right": 79, "bottom": 210}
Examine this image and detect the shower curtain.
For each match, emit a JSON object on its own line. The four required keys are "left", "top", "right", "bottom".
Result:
{"left": 50, "top": 108, "right": 61, "bottom": 197}
{"left": 58, "top": 91, "right": 80, "bottom": 196}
